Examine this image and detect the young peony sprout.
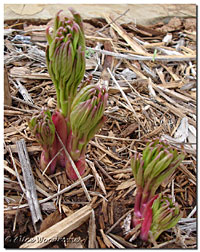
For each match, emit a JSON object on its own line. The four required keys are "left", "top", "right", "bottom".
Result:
{"left": 29, "top": 109, "right": 57, "bottom": 174}
{"left": 66, "top": 84, "right": 108, "bottom": 180}
{"left": 131, "top": 138, "right": 185, "bottom": 241}
{"left": 46, "top": 8, "right": 86, "bottom": 118}
{"left": 29, "top": 9, "right": 108, "bottom": 180}
{"left": 150, "top": 194, "right": 182, "bottom": 241}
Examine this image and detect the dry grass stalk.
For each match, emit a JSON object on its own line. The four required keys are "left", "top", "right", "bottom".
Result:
{"left": 107, "top": 67, "right": 145, "bottom": 131}
{"left": 108, "top": 233, "right": 137, "bottom": 248}
{"left": 87, "top": 47, "right": 196, "bottom": 62}
{"left": 4, "top": 161, "right": 52, "bottom": 199}
{"left": 4, "top": 175, "right": 93, "bottom": 212}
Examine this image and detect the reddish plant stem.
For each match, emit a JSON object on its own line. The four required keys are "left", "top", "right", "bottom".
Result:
{"left": 140, "top": 194, "right": 159, "bottom": 241}
{"left": 133, "top": 187, "right": 143, "bottom": 227}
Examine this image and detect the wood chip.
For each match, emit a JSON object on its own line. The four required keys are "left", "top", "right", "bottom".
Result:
{"left": 100, "top": 229, "right": 115, "bottom": 248}
{"left": 116, "top": 179, "right": 135, "bottom": 191}
{"left": 88, "top": 210, "right": 97, "bottom": 248}
{"left": 20, "top": 205, "right": 92, "bottom": 248}
{"left": 104, "top": 15, "right": 147, "bottom": 55}
{"left": 87, "top": 160, "right": 106, "bottom": 195}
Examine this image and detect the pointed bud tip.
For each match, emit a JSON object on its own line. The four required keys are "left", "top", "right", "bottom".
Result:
{"left": 56, "top": 9, "right": 63, "bottom": 17}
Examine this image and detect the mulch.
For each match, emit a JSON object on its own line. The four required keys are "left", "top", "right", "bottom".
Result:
{"left": 4, "top": 10, "right": 196, "bottom": 248}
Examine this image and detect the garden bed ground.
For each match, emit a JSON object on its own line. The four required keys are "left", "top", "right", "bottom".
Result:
{"left": 4, "top": 7, "right": 196, "bottom": 248}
